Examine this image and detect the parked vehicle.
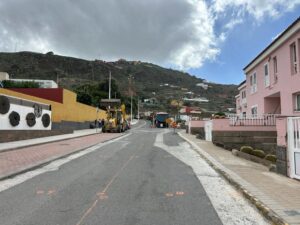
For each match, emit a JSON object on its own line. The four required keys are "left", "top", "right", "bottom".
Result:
{"left": 155, "top": 112, "right": 169, "bottom": 128}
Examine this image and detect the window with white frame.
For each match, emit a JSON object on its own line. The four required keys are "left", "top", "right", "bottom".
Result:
{"left": 296, "top": 94, "right": 300, "bottom": 111}
{"left": 291, "top": 42, "right": 297, "bottom": 74}
{"left": 264, "top": 63, "right": 270, "bottom": 87}
{"left": 251, "top": 106, "right": 257, "bottom": 116}
{"left": 273, "top": 57, "right": 278, "bottom": 83}
{"left": 250, "top": 72, "right": 257, "bottom": 94}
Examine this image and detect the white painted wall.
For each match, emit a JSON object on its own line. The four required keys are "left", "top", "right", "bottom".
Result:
{"left": 0, "top": 102, "right": 51, "bottom": 130}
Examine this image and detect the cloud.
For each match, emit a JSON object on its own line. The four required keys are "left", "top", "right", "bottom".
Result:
{"left": 0, "top": 0, "right": 219, "bottom": 70}
{"left": 211, "top": 0, "right": 300, "bottom": 21}
{"left": 0, "top": 0, "right": 299, "bottom": 70}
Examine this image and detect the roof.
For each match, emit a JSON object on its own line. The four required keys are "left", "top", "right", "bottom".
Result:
{"left": 238, "top": 80, "right": 246, "bottom": 87}
{"left": 243, "top": 17, "right": 300, "bottom": 72}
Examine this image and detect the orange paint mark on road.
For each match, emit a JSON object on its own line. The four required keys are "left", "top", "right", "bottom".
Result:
{"left": 75, "top": 154, "right": 136, "bottom": 225}
{"left": 47, "top": 189, "right": 56, "bottom": 196}
{"left": 97, "top": 192, "right": 108, "bottom": 200}
{"left": 176, "top": 191, "right": 185, "bottom": 196}
{"left": 165, "top": 193, "right": 174, "bottom": 197}
{"left": 36, "top": 190, "right": 44, "bottom": 195}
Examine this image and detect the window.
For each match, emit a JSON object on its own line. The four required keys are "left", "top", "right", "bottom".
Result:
{"left": 296, "top": 94, "right": 300, "bottom": 111}
{"left": 291, "top": 42, "right": 297, "bottom": 74}
{"left": 273, "top": 57, "right": 278, "bottom": 83}
{"left": 264, "top": 63, "right": 270, "bottom": 87}
{"left": 251, "top": 106, "right": 257, "bottom": 116}
{"left": 250, "top": 72, "right": 257, "bottom": 94}
{"left": 241, "top": 90, "right": 246, "bottom": 99}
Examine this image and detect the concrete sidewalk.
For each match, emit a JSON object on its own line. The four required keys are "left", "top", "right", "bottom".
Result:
{"left": 179, "top": 130, "right": 300, "bottom": 225}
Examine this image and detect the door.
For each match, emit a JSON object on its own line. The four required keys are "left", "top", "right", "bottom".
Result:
{"left": 204, "top": 120, "right": 212, "bottom": 142}
{"left": 287, "top": 117, "right": 300, "bottom": 179}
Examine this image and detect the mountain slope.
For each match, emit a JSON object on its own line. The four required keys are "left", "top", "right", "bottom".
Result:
{"left": 0, "top": 51, "right": 237, "bottom": 112}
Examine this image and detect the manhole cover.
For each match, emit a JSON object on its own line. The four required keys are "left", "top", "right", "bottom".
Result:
{"left": 59, "top": 143, "right": 70, "bottom": 146}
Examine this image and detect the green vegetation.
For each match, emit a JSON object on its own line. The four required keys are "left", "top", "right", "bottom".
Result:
{"left": 0, "top": 51, "right": 238, "bottom": 112}
{"left": 251, "top": 149, "right": 266, "bottom": 158}
{"left": 264, "top": 154, "right": 277, "bottom": 163}
{"left": 75, "top": 79, "right": 137, "bottom": 113}
{"left": 240, "top": 146, "right": 254, "bottom": 154}
{"left": 2, "top": 80, "right": 40, "bottom": 88}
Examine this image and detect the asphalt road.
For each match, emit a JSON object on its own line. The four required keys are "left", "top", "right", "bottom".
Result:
{"left": 0, "top": 122, "right": 268, "bottom": 225}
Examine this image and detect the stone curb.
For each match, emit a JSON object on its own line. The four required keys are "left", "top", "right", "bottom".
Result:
{"left": 0, "top": 133, "right": 129, "bottom": 181}
{"left": 178, "top": 132, "right": 289, "bottom": 225}
{"left": 0, "top": 130, "right": 103, "bottom": 153}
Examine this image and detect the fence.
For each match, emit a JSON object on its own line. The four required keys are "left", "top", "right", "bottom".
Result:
{"left": 228, "top": 114, "right": 279, "bottom": 126}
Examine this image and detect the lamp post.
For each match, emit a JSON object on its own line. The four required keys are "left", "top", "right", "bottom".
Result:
{"left": 128, "top": 74, "right": 134, "bottom": 123}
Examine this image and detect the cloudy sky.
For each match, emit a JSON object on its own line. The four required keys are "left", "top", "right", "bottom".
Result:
{"left": 0, "top": 0, "right": 299, "bottom": 84}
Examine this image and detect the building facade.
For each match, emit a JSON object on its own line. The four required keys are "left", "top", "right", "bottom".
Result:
{"left": 236, "top": 17, "right": 300, "bottom": 116}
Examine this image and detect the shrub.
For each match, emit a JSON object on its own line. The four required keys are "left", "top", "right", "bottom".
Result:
{"left": 265, "top": 154, "right": 277, "bottom": 163}
{"left": 2, "top": 80, "right": 40, "bottom": 88}
{"left": 240, "top": 146, "right": 253, "bottom": 154}
{"left": 251, "top": 149, "right": 266, "bottom": 158}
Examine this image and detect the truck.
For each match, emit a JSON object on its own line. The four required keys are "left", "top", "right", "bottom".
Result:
{"left": 100, "top": 99, "right": 128, "bottom": 133}
{"left": 155, "top": 112, "right": 169, "bottom": 128}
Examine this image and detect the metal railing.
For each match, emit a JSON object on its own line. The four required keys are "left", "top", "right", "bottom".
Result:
{"left": 228, "top": 114, "right": 280, "bottom": 126}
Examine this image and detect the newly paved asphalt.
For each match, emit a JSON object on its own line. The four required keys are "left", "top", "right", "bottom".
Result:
{"left": 0, "top": 124, "right": 224, "bottom": 225}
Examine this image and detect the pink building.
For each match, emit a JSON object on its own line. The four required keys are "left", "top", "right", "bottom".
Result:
{"left": 236, "top": 17, "right": 300, "bottom": 117}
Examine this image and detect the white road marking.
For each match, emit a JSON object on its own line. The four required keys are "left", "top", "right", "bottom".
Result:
{"left": 0, "top": 133, "right": 132, "bottom": 193}
{"left": 154, "top": 130, "right": 269, "bottom": 225}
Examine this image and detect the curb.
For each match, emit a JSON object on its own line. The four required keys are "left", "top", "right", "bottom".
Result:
{"left": 178, "top": 132, "right": 289, "bottom": 225}
{"left": 0, "top": 130, "right": 103, "bottom": 153}
{"left": 0, "top": 132, "right": 129, "bottom": 181}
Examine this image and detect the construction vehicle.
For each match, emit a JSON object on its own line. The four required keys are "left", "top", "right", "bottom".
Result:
{"left": 100, "top": 99, "right": 128, "bottom": 133}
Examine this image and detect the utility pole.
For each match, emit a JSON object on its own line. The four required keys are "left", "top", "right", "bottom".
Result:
{"left": 108, "top": 71, "right": 111, "bottom": 99}
{"left": 128, "top": 74, "right": 134, "bottom": 123}
{"left": 137, "top": 96, "right": 139, "bottom": 121}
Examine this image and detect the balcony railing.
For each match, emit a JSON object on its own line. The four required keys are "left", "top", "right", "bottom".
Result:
{"left": 228, "top": 114, "right": 280, "bottom": 126}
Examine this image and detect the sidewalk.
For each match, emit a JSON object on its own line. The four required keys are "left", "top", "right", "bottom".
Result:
{"left": 179, "top": 130, "right": 300, "bottom": 225}
{"left": 0, "top": 132, "right": 123, "bottom": 180}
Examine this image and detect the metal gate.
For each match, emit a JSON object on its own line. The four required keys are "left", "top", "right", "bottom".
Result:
{"left": 287, "top": 117, "right": 300, "bottom": 179}
{"left": 204, "top": 120, "right": 212, "bottom": 142}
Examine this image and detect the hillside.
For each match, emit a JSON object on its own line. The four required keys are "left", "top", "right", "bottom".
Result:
{"left": 0, "top": 51, "right": 237, "bottom": 113}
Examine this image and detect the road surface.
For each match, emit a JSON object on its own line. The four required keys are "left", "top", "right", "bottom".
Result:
{"left": 0, "top": 122, "right": 269, "bottom": 225}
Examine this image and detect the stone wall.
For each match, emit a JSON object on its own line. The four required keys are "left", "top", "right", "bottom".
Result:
{"left": 212, "top": 131, "right": 277, "bottom": 154}
{"left": 52, "top": 121, "right": 94, "bottom": 130}
{"left": 0, "top": 129, "right": 73, "bottom": 143}
{"left": 186, "top": 127, "right": 203, "bottom": 135}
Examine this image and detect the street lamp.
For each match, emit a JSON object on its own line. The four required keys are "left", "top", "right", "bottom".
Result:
{"left": 128, "top": 74, "right": 134, "bottom": 123}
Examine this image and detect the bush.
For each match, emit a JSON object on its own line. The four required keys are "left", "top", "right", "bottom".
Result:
{"left": 251, "top": 149, "right": 266, "bottom": 158}
{"left": 265, "top": 154, "right": 277, "bottom": 163}
{"left": 240, "top": 146, "right": 253, "bottom": 154}
{"left": 2, "top": 80, "right": 40, "bottom": 88}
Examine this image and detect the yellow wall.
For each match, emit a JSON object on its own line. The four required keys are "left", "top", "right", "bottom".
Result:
{"left": 0, "top": 89, "right": 106, "bottom": 123}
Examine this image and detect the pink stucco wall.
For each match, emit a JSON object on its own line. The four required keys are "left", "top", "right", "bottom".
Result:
{"left": 190, "top": 120, "right": 205, "bottom": 128}
{"left": 212, "top": 119, "right": 276, "bottom": 131}
{"left": 245, "top": 29, "right": 300, "bottom": 116}
{"left": 276, "top": 117, "right": 288, "bottom": 146}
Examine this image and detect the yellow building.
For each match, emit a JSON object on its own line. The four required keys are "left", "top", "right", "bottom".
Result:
{"left": 0, "top": 88, "right": 106, "bottom": 125}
